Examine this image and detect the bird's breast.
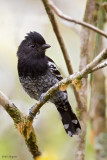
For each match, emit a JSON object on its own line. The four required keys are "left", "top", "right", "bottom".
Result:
{"left": 19, "top": 70, "right": 58, "bottom": 100}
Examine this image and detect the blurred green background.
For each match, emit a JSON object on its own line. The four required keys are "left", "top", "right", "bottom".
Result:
{"left": 0, "top": 0, "right": 105, "bottom": 160}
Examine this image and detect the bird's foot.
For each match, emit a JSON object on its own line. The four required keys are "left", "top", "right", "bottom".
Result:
{"left": 29, "top": 105, "right": 40, "bottom": 118}
{"left": 29, "top": 105, "right": 35, "bottom": 118}
{"left": 40, "top": 93, "right": 46, "bottom": 102}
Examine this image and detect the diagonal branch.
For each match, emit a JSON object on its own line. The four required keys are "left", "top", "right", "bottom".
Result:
{"left": 0, "top": 91, "right": 24, "bottom": 124}
{"left": 80, "top": 48, "right": 107, "bottom": 77}
{"left": 28, "top": 48, "right": 107, "bottom": 121}
{"left": 90, "top": 61, "right": 107, "bottom": 73}
{"left": 49, "top": 0, "right": 107, "bottom": 38}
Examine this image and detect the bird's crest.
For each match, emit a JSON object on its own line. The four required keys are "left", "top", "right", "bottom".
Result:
{"left": 25, "top": 31, "right": 46, "bottom": 45}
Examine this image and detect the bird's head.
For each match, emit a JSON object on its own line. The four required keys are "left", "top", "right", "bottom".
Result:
{"left": 17, "top": 31, "right": 51, "bottom": 60}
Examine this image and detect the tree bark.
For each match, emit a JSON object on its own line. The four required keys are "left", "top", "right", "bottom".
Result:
{"left": 76, "top": 0, "right": 98, "bottom": 160}
{"left": 89, "top": 0, "right": 107, "bottom": 159}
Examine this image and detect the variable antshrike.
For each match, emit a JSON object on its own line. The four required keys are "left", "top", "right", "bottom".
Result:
{"left": 17, "top": 31, "right": 81, "bottom": 137}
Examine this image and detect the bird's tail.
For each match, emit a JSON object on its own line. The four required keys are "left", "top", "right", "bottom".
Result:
{"left": 56, "top": 102, "right": 81, "bottom": 137}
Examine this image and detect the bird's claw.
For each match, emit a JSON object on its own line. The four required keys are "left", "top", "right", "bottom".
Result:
{"left": 40, "top": 93, "right": 46, "bottom": 102}
{"left": 29, "top": 105, "right": 35, "bottom": 118}
{"left": 29, "top": 105, "right": 40, "bottom": 118}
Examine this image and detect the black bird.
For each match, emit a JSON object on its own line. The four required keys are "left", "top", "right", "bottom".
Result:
{"left": 17, "top": 31, "right": 81, "bottom": 137}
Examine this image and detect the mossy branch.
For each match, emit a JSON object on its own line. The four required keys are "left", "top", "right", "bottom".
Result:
{"left": 0, "top": 91, "right": 41, "bottom": 159}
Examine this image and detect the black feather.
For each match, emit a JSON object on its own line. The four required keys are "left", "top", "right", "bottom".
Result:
{"left": 25, "top": 31, "right": 46, "bottom": 45}
{"left": 16, "top": 31, "right": 81, "bottom": 137}
{"left": 56, "top": 102, "right": 81, "bottom": 136}
{"left": 47, "top": 57, "right": 63, "bottom": 81}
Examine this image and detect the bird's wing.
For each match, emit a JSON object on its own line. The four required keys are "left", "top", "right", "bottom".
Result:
{"left": 47, "top": 57, "right": 63, "bottom": 81}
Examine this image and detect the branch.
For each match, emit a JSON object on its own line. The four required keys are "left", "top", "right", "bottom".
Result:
{"left": 0, "top": 48, "right": 106, "bottom": 158}
{"left": 28, "top": 48, "right": 107, "bottom": 121}
{"left": 0, "top": 91, "right": 41, "bottom": 159}
{"left": 41, "top": 0, "right": 83, "bottom": 109}
{"left": 80, "top": 48, "right": 107, "bottom": 77}
{"left": 48, "top": 0, "right": 107, "bottom": 38}
{"left": 75, "top": 0, "right": 92, "bottom": 157}
{"left": 0, "top": 91, "right": 24, "bottom": 124}
{"left": 42, "top": 0, "right": 73, "bottom": 74}
{"left": 90, "top": 61, "right": 107, "bottom": 73}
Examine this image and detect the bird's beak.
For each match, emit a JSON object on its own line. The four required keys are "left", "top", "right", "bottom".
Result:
{"left": 42, "top": 44, "right": 51, "bottom": 50}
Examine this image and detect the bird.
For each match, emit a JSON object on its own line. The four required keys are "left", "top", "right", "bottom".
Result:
{"left": 16, "top": 31, "right": 81, "bottom": 137}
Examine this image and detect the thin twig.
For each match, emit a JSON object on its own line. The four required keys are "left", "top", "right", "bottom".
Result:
{"left": 90, "top": 61, "right": 107, "bottom": 72}
{"left": 80, "top": 48, "right": 107, "bottom": 77}
{"left": 49, "top": 0, "right": 107, "bottom": 38}
{"left": 28, "top": 48, "right": 107, "bottom": 121}
{"left": 41, "top": 0, "right": 82, "bottom": 109}
{"left": 42, "top": 0, "right": 73, "bottom": 74}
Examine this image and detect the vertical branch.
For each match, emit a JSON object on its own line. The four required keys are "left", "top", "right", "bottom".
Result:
{"left": 89, "top": 0, "right": 107, "bottom": 159}
{"left": 41, "top": 0, "right": 82, "bottom": 109}
{"left": 42, "top": 0, "right": 73, "bottom": 73}
{"left": 76, "top": 0, "right": 98, "bottom": 160}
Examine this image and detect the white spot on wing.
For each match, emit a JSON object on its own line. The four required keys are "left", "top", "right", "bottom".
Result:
{"left": 64, "top": 124, "right": 69, "bottom": 129}
{"left": 48, "top": 61, "right": 63, "bottom": 79}
{"left": 68, "top": 131, "right": 72, "bottom": 136}
{"left": 63, "top": 92, "right": 67, "bottom": 99}
{"left": 48, "top": 61, "right": 58, "bottom": 69}
{"left": 72, "top": 120, "right": 78, "bottom": 124}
